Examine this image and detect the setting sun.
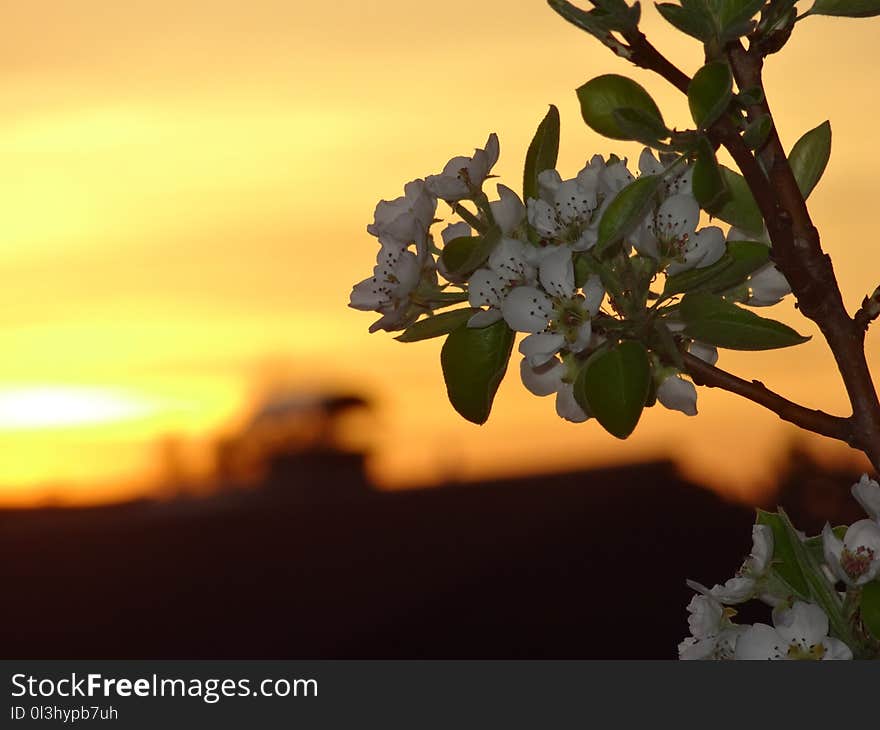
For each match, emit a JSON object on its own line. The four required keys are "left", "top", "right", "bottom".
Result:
{"left": 0, "top": 386, "right": 156, "bottom": 429}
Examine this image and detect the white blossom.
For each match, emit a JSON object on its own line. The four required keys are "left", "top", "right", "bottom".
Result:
{"left": 823, "top": 519, "right": 880, "bottom": 587}
{"left": 734, "top": 602, "right": 852, "bottom": 660}
{"left": 638, "top": 148, "right": 692, "bottom": 198}
{"left": 489, "top": 238, "right": 537, "bottom": 285}
{"left": 749, "top": 265, "right": 792, "bottom": 306}
{"left": 690, "top": 524, "right": 774, "bottom": 605}
{"left": 636, "top": 194, "right": 700, "bottom": 262}
{"left": 666, "top": 226, "right": 725, "bottom": 277}
{"left": 555, "top": 382, "right": 590, "bottom": 423}
{"left": 367, "top": 179, "right": 437, "bottom": 256}
{"left": 520, "top": 357, "right": 564, "bottom": 397}
{"left": 503, "top": 249, "right": 603, "bottom": 366}
{"left": 678, "top": 594, "right": 741, "bottom": 660}
{"left": 441, "top": 221, "right": 471, "bottom": 245}
{"left": 656, "top": 375, "right": 698, "bottom": 416}
{"left": 465, "top": 238, "right": 537, "bottom": 328}
{"left": 688, "top": 341, "right": 718, "bottom": 366}
{"left": 490, "top": 184, "right": 526, "bottom": 235}
{"left": 426, "top": 133, "right": 499, "bottom": 201}
{"left": 852, "top": 473, "right": 880, "bottom": 521}
{"left": 727, "top": 227, "right": 792, "bottom": 307}
{"left": 349, "top": 245, "right": 426, "bottom": 332}
{"left": 526, "top": 156, "right": 631, "bottom": 251}
{"left": 467, "top": 269, "right": 508, "bottom": 327}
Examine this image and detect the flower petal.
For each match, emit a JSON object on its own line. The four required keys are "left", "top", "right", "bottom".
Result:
{"left": 501, "top": 286, "right": 553, "bottom": 333}
{"left": 536, "top": 169, "right": 562, "bottom": 202}
{"left": 638, "top": 148, "right": 663, "bottom": 177}
{"left": 467, "top": 309, "right": 503, "bottom": 328}
{"left": 653, "top": 194, "right": 700, "bottom": 241}
{"left": 555, "top": 383, "right": 589, "bottom": 422}
{"left": 748, "top": 264, "right": 791, "bottom": 306}
{"left": 582, "top": 274, "right": 605, "bottom": 317}
{"left": 520, "top": 357, "right": 564, "bottom": 396}
{"left": 441, "top": 221, "right": 472, "bottom": 246}
{"left": 735, "top": 623, "right": 783, "bottom": 660}
{"left": 688, "top": 341, "right": 718, "bottom": 366}
{"left": 852, "top": 474, "right": 880, "bottom": 521}
{"left": 489, "top": 238, "right": 535, "bottom": 284}
{"left": 519, "top": 332, "right": 566, "bottom": 367}
{"left": 774, "top": 601, "right": 828, "bottom": 649}
{"left": 468, "top": 269, "right": 507, "bottom": 309}
{"left": 491, "top": 184, "right": 526, "bottom": 235}
{"left": 823, "top": 522, "right": 848, "bottom": 584}
{"left": 527, "top": 198, "right": 559, "bottom": 238}
{"left": 822, "top": 638, "right": 853, "bottom": 660}
{"left": 686, "top": 594, "right": 724, "bottom": 639}
{"left": 709, "top": 575, "right": 756, "bottom": 604}
{"left": 538, "top": 247, "right": 575, "bottom": 299}
{"left": 657, "top": 375, "right": 698, "bottom": 416}
{"left": 748, "top": 524, "right": 774, "bottom": 575}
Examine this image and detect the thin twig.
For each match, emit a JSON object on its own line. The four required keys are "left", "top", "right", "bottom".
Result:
{"left": 682, "top": 352, "right": 854, "bottom": 445}
{"left": 854, "top": 286, "right": 880, "bottom": 333}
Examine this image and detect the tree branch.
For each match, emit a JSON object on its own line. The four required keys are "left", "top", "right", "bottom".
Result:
{"left": 682, "top": 352, "right": 854, "bottom": 445}
{"left": 615, "top": 27, "right": 880, "bottom": 470}
{"left": 724, "top": 41, "right": 880, "bottom": 468}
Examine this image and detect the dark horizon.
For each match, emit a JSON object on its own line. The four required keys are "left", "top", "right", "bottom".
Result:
{"left": 1, "top": 443, "right": 866, "bottom": 660}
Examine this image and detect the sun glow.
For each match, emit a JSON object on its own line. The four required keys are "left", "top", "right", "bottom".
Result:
{"left": 0, "top": 386, "right": 157, "bottom": 430}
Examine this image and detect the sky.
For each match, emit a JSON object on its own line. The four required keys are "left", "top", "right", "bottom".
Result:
{"left": 0, "top": 1, "right": 877, "bottom": 505}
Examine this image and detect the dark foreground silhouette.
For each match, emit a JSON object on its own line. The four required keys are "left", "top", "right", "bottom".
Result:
{"left": 0, "top": 452, "right": 767, "bottom": 659}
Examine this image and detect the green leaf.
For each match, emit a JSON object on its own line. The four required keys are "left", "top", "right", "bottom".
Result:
{"left": 692, "top": 139, "right": 729, "bottom": 212}
{"left": 549, "top": 0, "right": 641, "bottom": 39}
{"left": 680, "top": 292, "right": 810, "bottom": 350}
{"left": 756, "top": 510, "right": 811, "bottom": 599}
{"left": 742, "top": 114, "right": 773, "bottom": 150}
{"left": 523, "top": 105, "right": 560, "bottom": 203}
{"left": 596, "top": 175, "right": 662, "bottom": 253}
{"left": 648, "top": 321, "right": 684, "bottom": 369}
{"left": 575, "top": 341, "right": 650, "bottom": 439}
{"left": 701, "top": 241, "right": 770, "bottom": 292}
{"left": 717, "top": 0, "right": 766, "bottom": 38}
{"left": 860, "top": 580, "right": 880, "bottom": 640}
{"left": 788, "top": 120, "right": 831, "bottom": 199}
{"left": 440, "top": 319, "right": 514, "bottom": 425}
{"left": 577, "top": 75, "right": 665, "bottom": 141}
{"left": 688, "top": 62, "right": 734, "bottom": 129}
{"left": 809, "top": 0, "right": 880, "bottom": 17}
{"left": 439, "top": 228, "right": 500, "bottom": 278}
{"left": 574, "top": 253, "right": 597, "bottom": 288}
{"left": 611, "top": 107, "right": 671, "bottom": 145}
{"left": 720, "top": 0, "right": 767, "bottom": 23}
{"left": 775, "top": 508, "right": 853, "bottom": 647}
{"left": 655, "top": 2, "right": 715, "bottom": 40}
{"left": 663, "top": 241, "right": 769, "bottom": 296}
{"left": 713, "top": 166, "right": 764, "bottom": 235}
{"left": 395, "top": 308, "right": 478, "bottom": 343}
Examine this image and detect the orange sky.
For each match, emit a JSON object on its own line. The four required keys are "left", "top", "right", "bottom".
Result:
{"left": 0, "top": 1, "right": 877, "bottom": 506}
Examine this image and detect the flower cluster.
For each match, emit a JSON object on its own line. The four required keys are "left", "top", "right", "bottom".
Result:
{"left": 350, "top": 133, "right": 794, "bottom": 429}
{"left": 679, "top": 474, "right": 880, "bottom": 660}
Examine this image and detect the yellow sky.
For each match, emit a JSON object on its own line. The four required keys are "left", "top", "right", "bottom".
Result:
{"left": 0, "top": 1, "right": 877, "bottom": 505}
